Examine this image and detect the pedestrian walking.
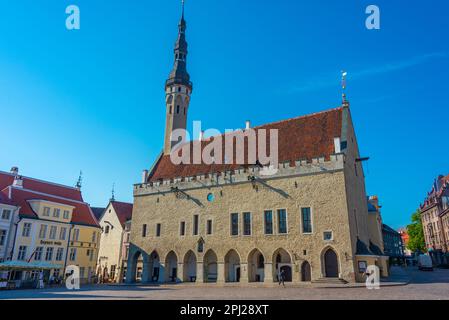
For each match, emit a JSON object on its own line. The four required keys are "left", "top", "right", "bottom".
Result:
{"left": 278, "top": 269, "right": 285, "bottom": 287}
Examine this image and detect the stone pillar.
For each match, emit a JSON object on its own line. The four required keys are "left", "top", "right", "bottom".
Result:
{"left": 196, "top": 261, "right": 204, "bottom": 283}
{"left": 240, "top": 263, "right": 249, "bottom": 284}
{"left": 293, "top": 262, "right": 301, "bottom": 283}
{"left": 158, "top": 262, "right": 165, "bottom": 283}
{"left": 125, "top": 258, "right": 136, "bottom": 284}
{"left": 177, "top": 262, "right": 184, "bottom": 283}
{"left": 217, "top": 262, "right": 225, "bottom": 284}
{"left": 264, "top": 262, "right": 274, "bottom": 283}
{"left": 141, "top": 253, "right": 151, "bottom": 284}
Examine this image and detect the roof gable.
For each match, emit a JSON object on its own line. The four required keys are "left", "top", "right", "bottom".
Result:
{"left": 110, "top": 201, "right": 133, "bottom": 228}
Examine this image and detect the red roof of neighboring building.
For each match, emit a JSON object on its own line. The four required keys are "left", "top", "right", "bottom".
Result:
{"left": 0, "top": 171, "right": 83, "bottom": 202}
{"left": 0, "top": 190, "right": 15, "bottom": 206}
{"left": 111, "top": 201, "right": 133, "bottom": 228}
{"left": 149, "top": 107, "right": 343, "bottom": 182}
{"left": 1, "top": 187, "right": 99, "bottom": 227}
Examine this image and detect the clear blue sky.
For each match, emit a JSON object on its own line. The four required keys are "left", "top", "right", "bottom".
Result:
{"left": 0, "top": 0, "right": 448, "bottom": 229}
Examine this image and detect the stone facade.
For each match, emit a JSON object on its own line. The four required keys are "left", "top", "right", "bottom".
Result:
{"left": 420, "top": 174, "right": 449, "bottom": 264}
{"left": 126, "top": 4, "right": 381, "bottom": 285}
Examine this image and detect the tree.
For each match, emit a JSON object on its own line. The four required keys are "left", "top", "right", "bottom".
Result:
{"left": 407, "top": 210, "right": 426, "bottom": 253}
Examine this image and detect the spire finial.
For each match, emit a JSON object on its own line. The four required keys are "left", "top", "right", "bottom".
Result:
{"left": 111, "top": 183, "right": 115, "bottom": 202}
{"left": 181, "top": 0, "right": 185, "bottom": 19}
{"left": 75, "top": 171, "right": 83, "bottom": 189}
{"left": 341, "top": 70, "right": 349, "bottom": 105}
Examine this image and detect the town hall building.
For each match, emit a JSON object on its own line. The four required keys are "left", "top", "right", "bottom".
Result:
{"left": 126, "top": 3, "right": 386, "bottom": 284}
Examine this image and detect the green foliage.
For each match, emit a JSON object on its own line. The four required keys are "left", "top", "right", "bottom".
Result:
{"left": 407, "top": 210, "right": 426, "bottom": 253}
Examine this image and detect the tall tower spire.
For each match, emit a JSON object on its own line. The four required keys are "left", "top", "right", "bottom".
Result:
{"left": 164, "top": 0, "right": 192, "bottom": 155}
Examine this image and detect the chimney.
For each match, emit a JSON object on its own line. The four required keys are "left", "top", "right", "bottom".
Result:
{"left": 13, "top": 175, "right": 23, "bottom": 188}
{"left": 10, "top": 167, "right": 19, "bottom": 176}
{"left": 142, "top": 170, "right": 149, "bottom": 183}
{"left": 245, "top": 120, "right": 251, "bottom": 130}
{"left": 333, "top": 137, "right": 341, "bottom": 154}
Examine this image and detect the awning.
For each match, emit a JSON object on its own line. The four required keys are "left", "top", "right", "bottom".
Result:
{"left": 0, "top": 261, "right": 63, "bottom": 271}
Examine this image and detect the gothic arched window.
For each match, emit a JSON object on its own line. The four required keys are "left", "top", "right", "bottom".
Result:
{"left": 177, "top": 105, "right": 180, "bottom": 114}
{"left": 257, "top": 254, "right": 264, "bottom": 268}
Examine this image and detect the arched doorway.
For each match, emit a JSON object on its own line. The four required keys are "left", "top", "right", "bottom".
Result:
{"left": 323, "top": 248, "right": 339, "bottom": 278}
{"left": 203, "top": 250, "right": 218, "bottom": 283}
{"left": 248, "top": 249, "right": 265, "bottom": 282}
{"left": 301, "top": 261, "right": 311, "bottom": 282}
{"left": 126, "top": 248, "right": 147, "bottom": 283}
{"left": 272, "top": 248, "right": 292, "bottom": 282}
{"left": 224, "top": 250, "right": 241, "bottom": 282}
{"left": 149, "top": 251, "right": 161, "bottom": 282}
{"left": 165, "top": 251, "right": 178, "bottom": 282}
{"left": 183, "top": 250, "right": 197, "bottom": 282}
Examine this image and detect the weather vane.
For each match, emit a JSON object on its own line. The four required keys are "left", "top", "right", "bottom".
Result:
{"left": 111, "top": 183, "right": 115, "bottom": 202}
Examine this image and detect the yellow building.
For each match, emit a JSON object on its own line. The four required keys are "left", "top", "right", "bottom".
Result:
{"left": 0, "top": 168, "right": 101, "bottom": 286}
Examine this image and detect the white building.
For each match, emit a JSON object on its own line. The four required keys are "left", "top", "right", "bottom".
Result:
{"left": 97, "top": 201, "right": 133, "bottom": 283}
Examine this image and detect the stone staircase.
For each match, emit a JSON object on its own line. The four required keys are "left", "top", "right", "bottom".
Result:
{"left": 312, "top": 278, "right": 348, "bottom": 285}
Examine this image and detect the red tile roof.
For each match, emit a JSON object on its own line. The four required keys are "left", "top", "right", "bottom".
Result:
{"left": 111, "top": 201, "right": 133, "bottom": 228}
{"left": 0, "top": 171, "right": 83, "bottom": 202}
{"left": 1, "top": 187, "right": 99, "bottom": 227}
{"left": 149, "top": 107, "right": 343, "bottom": 182}
{"left": 0, "top": 190, "right": 15, "bottom": 206}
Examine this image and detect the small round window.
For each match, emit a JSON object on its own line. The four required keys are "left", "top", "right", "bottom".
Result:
{"left": 207, "top": 193, "right": 215, "bottom": 202}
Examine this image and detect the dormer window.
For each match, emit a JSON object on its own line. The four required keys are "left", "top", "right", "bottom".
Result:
{"left": 63, "top": 210, "right": 70, "bottom": 219}
{"left": 43, "top": 207, "right": 50, "bottom": 217}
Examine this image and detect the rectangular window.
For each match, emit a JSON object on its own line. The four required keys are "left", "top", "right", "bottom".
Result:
{"left": 193, "top": 215, "right": 199, "bottom": 236}
{"left": 72, "top": 229, "right": 80, "bottom": 241}
{"left": 45, "top": 247, "right": 54, "bottom": 261}
{"left": 56, "top": 248, "right": 64, "bottom": 261}
{"left": 206, "top": 220, "right": 213, "bottom": 235}
{"left": 180, "top": 221, "right": 186, "bottom": 236}
{"left": 1, "top": 209, "right": 11, "bottom": 220}
{"left": 92, "top": 231, "right": 96, "bottom": 243}
{"left": 60, "top": 227, "right": 67, "bottom": 240}
{"left": 142, "top": 224, "right": 147, "bottom": 237}
{"left": 243, "top": 212, "right": 251, "bottom": 236}
{"left": 156, "top": 224, "right": 161, "bottom": 237}
{"left": 264, "top": 210, "right": 273, "bottom": 235}
{"left": 277, "top": 209, "right": 287, "bottom": 234}
{"left": 63, "top": 210, "right": 70, "bottom": 219}
{"left": 301, "top": 207, "right": 312, "bottom": 233}
{"left": 49, "top": 226, "right": 57, "bottom": 239}
{"left": 324, "top": 231, "right": 333, "bottom": 241}
{"left": 53, "top": 208, "right": 60, "bottom": 218}
{"left": 231, "top": 213, "right": 239, "bottom": 236}
{"left": 39, "top": 224, "right": 48, "bottom": 239}
{"left": 43, "top": 207, "right": 50, "bottom": 217}
{"left": 0, "top": 230, "right": 6, "bottom": 246}
{"left": 89, "top": 249, "right": 94, "bottom": 261}
{"left": 22, "top": 223, "right": 32, "bottom": 237}
{"left": 79, "top": 267, "right": 85, "bottom": 279}
{"left": 34, "top": 247, "right": 43, "bottom": 261}
{"left": 18, "top": 246, "right": 27, "bottom": 261}
{"left": 69, "top": 248, "right": 77, "bottom": 261}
